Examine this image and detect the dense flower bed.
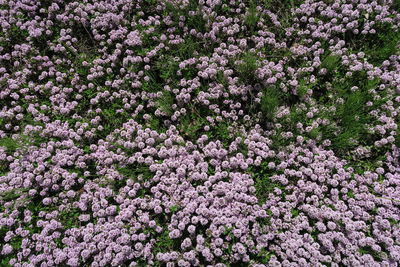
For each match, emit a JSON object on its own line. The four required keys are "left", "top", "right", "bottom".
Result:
{"left": 1, "top": 0, "right": 400, "bottom": 266}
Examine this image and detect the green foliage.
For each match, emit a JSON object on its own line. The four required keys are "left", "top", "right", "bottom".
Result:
{"left": 153, "top": 228, "right": 178, "bottom": 255}
{"left": 291, "top": 209, "right": 300, "bottom": 217}
{"left": 236, "top": 52, "right": 258, "bottom": 82}
{"left": 216, "top": 70, "right": 229, "bottom": 87}
{"left": 250, "top": 163, "right": 285, "bottom": 205}
{"left": 58, "top": 207, "right": 81, "bottom": 229}
{"left": 245, "top": 1, "right": 260, "bottom": 31}
{"left": 116, "top": 164, "right": 154, "bottom": 190}
{"left": 117, "top": 165, "right": 148, "bottom": 178}
{"left": 0, "top": 188, "right": 29, "bottom": 201}
{"left": 162, "top": 0, "right": 207, "bottom": 33}
{"left": 254, "top": 247, "right": 275, "bottom": 264}
{"left": 320, "top": 53, "right": 341, "bottom": 73}
{"left": 0, "top": 137, "right": 18, "bottom": 154}
{"left": 8, "top": 24, "right": 28, "bottom": 44}
{"left": 169, "top": 205, "right": 180, "bottom": 214}
{"left": 154, "top": 55, "right": 179, "bottom": 82}
{"left": 347, "top": 190, "right": 355, "bottom": 199}
{"left": 210, "top": 121, "right": 232, "bottom": 146}
{"left": 147, "top": 117, "right": 168, "bottom": 133}
{"left": 297, "top": 79, "right": 311, "bottom": 98}
{"left": 394, "top": 0, "right": 400, "bottom": 10}
{"left": 177, "top": 109, "right": 207, "bottom": 141}
{"left": 0, "top": 134, "right": 46, "bottom": 156}
{"left": 156, "top": 91, "right": 174, "bottom": 116}
{"left": 223, "top": 226, "right": 234, "bottom": 238}
{"left": 320, "top": 75, "right": 383, "bottom": 156}
{"left": 186, "top": 11, "right": 207, "bottom": 33}
{"left": 388, "top": 218, "right": 399, "bottom": 226}
{"left": 332, "top": 90, "right": 366, "bottom": 149}
{"left": 395, "top": 128, "right": 400, "bottom": 147}
{"left": 171, "top": 37, "right": 202, "bottom": 61}
{"left": 98, "top": 108, "right": 130, "bottom": 139}
{"left": 309, "top": 127, "right": 321, "bottom": 140}
{"left": 0, "top": 167, "right": 8, "bottom": 177}
{"left": 358, "top": 246, "right": 384, "bottom": 261}
{"left": 262, "top": 0, "right": 304, "bottom": 32}
{"left": 144, "top": 0, "right": 157, "bottom": 5}
{"left": 362, "top": 25, "right": 400, "bottom": 65}
{"left": 254, "top": 175, "right": 282, "bottom": 205}
{"left": 0, "top": 257, "right": 13, "bottom": 267}
{"left": 260, "top": 86, "right": 280, "bottom": 121}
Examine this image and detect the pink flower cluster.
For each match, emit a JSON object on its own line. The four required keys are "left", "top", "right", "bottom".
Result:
{"left": 0, "top": 0, "right": 400, "bottom": 266}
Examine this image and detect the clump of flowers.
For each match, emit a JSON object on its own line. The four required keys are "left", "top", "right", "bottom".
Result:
{"left": 1, "top": 0, "right": 400, "bottom": 266}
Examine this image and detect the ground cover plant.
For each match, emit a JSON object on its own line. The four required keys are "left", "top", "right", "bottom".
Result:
{"left": 0, "top": 0, "right": 400, "bottom": 266}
